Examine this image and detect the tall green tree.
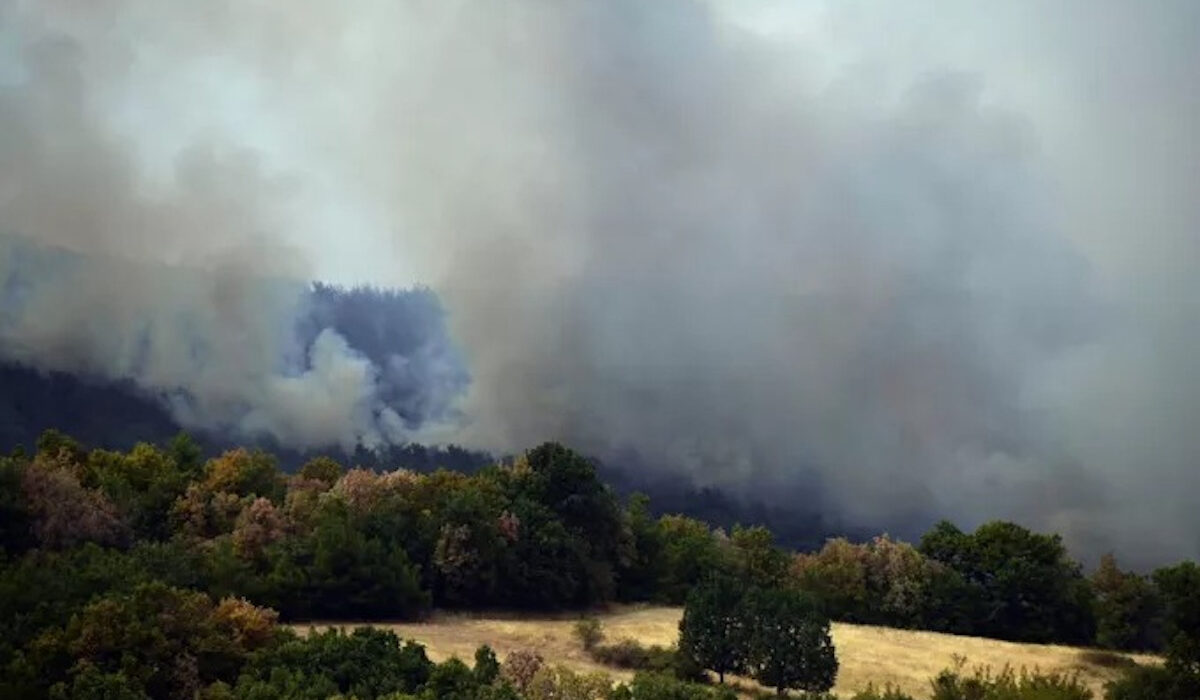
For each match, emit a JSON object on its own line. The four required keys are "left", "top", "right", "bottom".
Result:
{"left": 656, "top": 515, "right": 723, "bottom": 604}
{"left": 1153, "top": 561, "right": 1200, "bottom": 674}
{"left": 1092, "top": 553, "right": 1163, "bottom": 651}
{"left": 920, "top": 520, "right": 1095, "bottom": 644}
{"left": 678, "top": 574, "right": 749, "bottom": 683}
{"left": 726, "top": 525, "right": 790, "bottom": 589}
{"left": 617, "top": 493, "right": 663, "bottom": 602}
{"left": 265, "top": 499, "right": 429, "bottom": 619}
{"left": 522, "top": 442, "right": 626, "bottom": 604}
{"left": 744, "top": 587, "right": 837, "bottom": 695}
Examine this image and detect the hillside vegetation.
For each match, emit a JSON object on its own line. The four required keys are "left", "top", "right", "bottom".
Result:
{"left": 0, "top": 431, "right": 1196, "bottom": 698}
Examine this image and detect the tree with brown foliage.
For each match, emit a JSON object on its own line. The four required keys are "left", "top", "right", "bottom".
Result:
{"left": 21, "top": 453, "right": 128, "bottom": 549}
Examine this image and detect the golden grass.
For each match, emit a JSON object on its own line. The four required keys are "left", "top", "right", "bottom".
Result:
{"left": 295, "top": 606, "right": 1158, "bottom": 698}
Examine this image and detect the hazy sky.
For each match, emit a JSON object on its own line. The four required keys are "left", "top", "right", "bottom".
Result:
{"left": 1, "top": 1, "right": 1198, "bottom": 565}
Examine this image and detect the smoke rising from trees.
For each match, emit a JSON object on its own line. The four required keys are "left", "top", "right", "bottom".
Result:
{"left": 1, "top": 1, "right": 1197, "bottom": 564}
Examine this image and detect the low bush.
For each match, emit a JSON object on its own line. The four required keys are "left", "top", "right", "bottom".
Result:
{"left": 501, "top": 649, "right": 545, "bottom": 694}
{"left": 475, "top": 644, "right": 501, "bottom": 685}
{"left": 929, "top": 665, "right": 1092, "bottom": 700}
{"left": 525, "top": 665, "right": 612, "bottom": 700}
{"left": 734, "top": 686, "right": 836, "bottom": 700}
{"left": 851, "top": 685, "right": 919, "bottom": 700}
{"left": 1103, "top": 663, "right": 1200, "bottom": 700}
{"left": 611, "top": 672, "right": 738, "bottom": 700}
{"left": 586, "top": 637, "right": 704, "bottom": 682}
{"left": 574, "top": 617, "right": 605, "bottom": 651}
{"left": 592, "top": 639, "right": 675, "bottom": 672}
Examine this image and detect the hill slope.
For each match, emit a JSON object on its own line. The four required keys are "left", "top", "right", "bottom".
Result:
{"left": 298, "top": 606, "right": 1158, "bottom": 698}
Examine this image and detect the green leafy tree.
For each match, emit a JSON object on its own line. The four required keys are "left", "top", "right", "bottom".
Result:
{"left": 744, "top": 587, "right": 838, "bottom": 695}
{"left": 493, "top": 497, "right": 585, "bottom": 609}
{"left": 520, "top": 443, "right": 627, "bottom": 605}
{"left": 202, "top": 449, "right": 284, "bottom": 501}
{"left": 299, "top": 456, "right": 344, "bottom": 486}
{"left": 1153, "top": 561, "right": 1200, "bottom": 675}
{"left": 431, "top": 481, "right": 506, "bottom": 606}
{"left": 421, "top": 657, "right": 478, "bottom": 700}
{"left": 678, "top": 574, "right": 749, "bottom": 683}
{"left": 166, "top": 432, "right": 203, "bottom": 478}
{"left": 31, "top": 582, "right": 274, "bottom": 698}
{"left": 265, "top": 499, "right": 430, "bottom": 619}
{"left": 617, "top": 493, "right": 664, "bottom": 602}
{"left": 1105, "top": 663, "right": 1200, "bottom": 700}
{"left": 791, "top": 538, "right": 870, "bottom": 621}
{"left": 241, "top": 627, "right": 433, "bottom": 699}
{"left": 36, "top": 429, "right": 87, "bottom": 465}
{"left": 1092, "top": 554, "right": 1163, "bottom": 651}
{"left": 727, "top": 525, "right": 790, "bottom": 588}
{"left": 474, "top": 644, "right": 501, "bottom": 685}
{"left": 920, "top": 520, "right": 1095, "bottom": 644}
{"left": 657, "top": 515, "right": 724, "bottom": 604}
{"left": 48, "top": 663, "right": 149, "bottom": 700}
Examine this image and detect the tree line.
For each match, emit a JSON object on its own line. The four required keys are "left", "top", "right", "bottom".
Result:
{"left": 0, "top": 430, "right": 1197, "bottom": 698}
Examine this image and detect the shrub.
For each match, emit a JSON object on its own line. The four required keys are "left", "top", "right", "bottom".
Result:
{"left": 574, "top": 617, "right": 604, "bottom": 650}
{"left": 501, "top": 649, "right": 545, "bottom": 693}
{"left": 851, "top": 685, "right": 918, "bottom": 700}
{"left": 929, "top": 665, "right": 1092, "bottom": 700}
{"left": 591, "top": 639, "right": 676, "bottom": 673}
{"left": 423, "top": 657, "right": 478, "bottom": 700}
{"left": 613, "top": 671, "right": 738, "bottom": 700}
{"left": 1104, "top": 664, "right": 1200, "bottom": 700}
{"left": 474, "top": 644, "right": 501, "bottom": 685}
{"left": 525, "top": 665, "right": 611, "bottom": 700}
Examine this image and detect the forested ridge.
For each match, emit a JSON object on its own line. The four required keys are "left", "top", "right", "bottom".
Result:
{"left": 0, "top": 362, "right": 841, "bottom": 553}
{"left": 0, "top": 431, "right": 1196, "bottom": 699}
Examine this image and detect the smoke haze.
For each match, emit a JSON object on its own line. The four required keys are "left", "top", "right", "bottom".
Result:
{"left": 1, "top": 1, "right": 1197, "bottom": 565}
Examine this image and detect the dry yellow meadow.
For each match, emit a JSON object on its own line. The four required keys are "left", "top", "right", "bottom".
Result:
{"left": 296, "top": 606, "right": 1157, "bottom": 698}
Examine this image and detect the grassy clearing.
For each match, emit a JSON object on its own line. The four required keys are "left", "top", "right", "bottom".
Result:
{"left": 294, "top": 606, "right": 1158, "bottom": 698}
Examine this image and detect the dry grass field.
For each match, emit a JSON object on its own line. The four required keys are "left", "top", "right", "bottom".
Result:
{"left": 296, "top": 606, "right": 1158, "bottom": 698}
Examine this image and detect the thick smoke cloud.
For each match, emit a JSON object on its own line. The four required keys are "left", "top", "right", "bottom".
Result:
{"left": 2, "top": 1, "right": 1198, "bottom": 564}
{"left": 0, "top": 238, "right": 469, "bottom": 450}
{"left": 0, "top": 14, "right": 468, "bottom": 448}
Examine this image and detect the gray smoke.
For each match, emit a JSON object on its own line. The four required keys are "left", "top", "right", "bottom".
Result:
{"left": 0, "top": 8, "right": 468, "bottom": 448}
{"left": 2, "top": 1, "right": 1198, "bottom": 564}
